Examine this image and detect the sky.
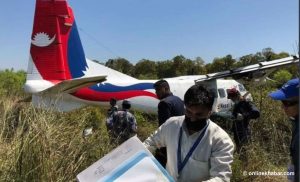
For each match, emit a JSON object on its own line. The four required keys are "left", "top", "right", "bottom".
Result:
{"left": 0, "top": 0, "right": 298, "bottom": 71}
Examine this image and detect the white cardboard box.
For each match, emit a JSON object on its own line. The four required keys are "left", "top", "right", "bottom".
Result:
{"left": 76, "top": 136, "right": 174, "bottom": 182}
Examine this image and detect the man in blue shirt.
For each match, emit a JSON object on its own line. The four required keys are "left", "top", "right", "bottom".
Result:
{"left": 269, "top": 78, "right": 299, "bottom": 182}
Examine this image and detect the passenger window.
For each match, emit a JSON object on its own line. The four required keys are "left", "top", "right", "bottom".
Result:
{"left": 218, "top": 89, "right": 226, "bottom": 98}
{"left": 238, "top": 84, "right": 246, "bottom": 92}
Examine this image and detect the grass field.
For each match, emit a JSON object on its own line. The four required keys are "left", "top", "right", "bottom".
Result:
{"left": 0, "top": 84, "right": 293, "bottom": 182}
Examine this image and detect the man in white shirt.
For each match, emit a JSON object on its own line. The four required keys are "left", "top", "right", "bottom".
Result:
{"left": 144, "top": 84, "right": 234, "bottom": 182}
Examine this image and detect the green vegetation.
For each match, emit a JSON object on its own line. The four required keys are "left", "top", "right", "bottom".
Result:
{"left": 0, "top": 69, "right": 26, "bottom": 97}
{"left": 0, "top": 82, "right": 293, "bottom": 182}
{"left": 0, "top": 47, "right": 298, "bottom": 181}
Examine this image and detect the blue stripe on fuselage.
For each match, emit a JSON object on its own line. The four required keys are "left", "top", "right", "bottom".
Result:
{"left": 90, "top": 83, "right": 154, "bottom": 92}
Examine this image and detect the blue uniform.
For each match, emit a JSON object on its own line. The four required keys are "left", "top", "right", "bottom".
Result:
{"left": 106, "top": 110, "right": 137, "bottom": 143}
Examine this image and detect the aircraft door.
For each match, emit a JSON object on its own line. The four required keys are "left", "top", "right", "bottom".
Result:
{"left": 216, "top": 88, "right": 231, "bottom": 112}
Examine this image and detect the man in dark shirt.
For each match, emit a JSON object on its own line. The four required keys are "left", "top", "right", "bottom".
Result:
{"left": 153, "top": 79, "right": 185, "bottom": 167}
{"left": 154, "top": 80, "right": 185, "bottom": 126}
{"left": 227, "top": 88, "right": 260, "bottom": 152}
{"left": 269, "top": 78, "right": 299, "bottom": 182}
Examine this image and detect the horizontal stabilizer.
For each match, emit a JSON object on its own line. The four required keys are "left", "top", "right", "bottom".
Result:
{"left": 39, "top": 75, "right": 107, "bottom": 94}
{"left": 195, "top": 56, "right": 299, "bottom": 82}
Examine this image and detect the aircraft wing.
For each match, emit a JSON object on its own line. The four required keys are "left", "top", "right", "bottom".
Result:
{"left": 195, "top": 56, "right": 299, "bottom": 83}
{"left": 39, "top": 75, "right": 107, "bottom": 95}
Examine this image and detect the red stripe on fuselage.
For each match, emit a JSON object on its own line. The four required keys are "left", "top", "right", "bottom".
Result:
{"left": 72, "top": 88, "right": 157, "bottom": 102}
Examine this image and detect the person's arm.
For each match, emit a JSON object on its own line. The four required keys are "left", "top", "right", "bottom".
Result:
{"left": 143, "top": 123, "right": 168, "bottom": 153}
{"left": 130, "top": 115, "right": 137, "bottom": 133}
{"left": 106, "top": 116, "right": 113, "bottom": 130}
{"left": 158, "top": 101, "right": 171, "bottom": 126}
{"left": 211, "top": 111, "right": 234, "bottom": 119}
{"left": 203, "top": 132, "right": 234, "bottom": 182}
{"left": 245, "top": 102, "right": 260, "bottom": 119}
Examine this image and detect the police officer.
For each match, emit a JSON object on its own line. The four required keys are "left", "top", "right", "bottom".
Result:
{"left": 107, "top": 98, "right": 118, "bottom": 117}
{"left": 106, "top": 100, "right": 137, "bottom": 144}
{"left": 153, "top": 80, "right": 185, "bottom": 167}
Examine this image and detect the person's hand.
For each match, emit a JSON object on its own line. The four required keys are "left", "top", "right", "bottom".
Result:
{"left": 236, "top": 113, "right": 244, "bottom": 120}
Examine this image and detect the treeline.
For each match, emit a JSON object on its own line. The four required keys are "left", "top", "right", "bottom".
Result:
{"left": 99, "top": 47, "right": 298, "bottom": 81}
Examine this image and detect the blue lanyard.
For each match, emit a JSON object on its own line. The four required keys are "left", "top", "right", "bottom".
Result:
{"left": 177, "top": 123, "right": 208, "bottom": 174}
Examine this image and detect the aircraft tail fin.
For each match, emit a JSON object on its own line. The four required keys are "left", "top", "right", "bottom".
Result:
{"left": 26, "top": 0, "right": 136, "bottom": 94}
{"left": 28, "top": 0, "right": 75, "bottom": 82}
{"left": 25, "top": 0, "right": 139, "bottom": 111}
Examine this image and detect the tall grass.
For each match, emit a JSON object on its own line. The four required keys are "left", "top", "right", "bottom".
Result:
{"left": 0, "top": 100, "right": 118, "bottom": 181}
{"left": 230, "top": 84, "right": 292, "bottom": 182}
{"left": 0, "top": 83, "right": 294, "bottom": 181}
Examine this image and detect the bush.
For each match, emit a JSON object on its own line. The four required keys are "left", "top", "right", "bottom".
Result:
{"left": 0, "top": 69, "right": 26, "bottom": 97}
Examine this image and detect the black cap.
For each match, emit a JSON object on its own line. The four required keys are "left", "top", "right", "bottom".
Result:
{"left": 122, "top": 100, "right": 131, "bottom": 109}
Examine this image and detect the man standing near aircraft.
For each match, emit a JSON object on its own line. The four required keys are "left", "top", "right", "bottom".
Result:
{"left": 144, "top": 84, "right": 234, "bottom": 182}
{"left": 227, "top": 88, "right": 260, "bottom": 152}
{"left": 106, "top": 100, "right": 137, "bottom": 144}
{"left": 269, "top": 78, "right": 299, "bottom": 182}
{"left": 153, "top": 80, "right": 185, "bottom": 167}
{"left": 107, "top": 98, "right": 118, "bottom": 117}
{"left": 154, "top": 80, "right": 185, "bottom": 126}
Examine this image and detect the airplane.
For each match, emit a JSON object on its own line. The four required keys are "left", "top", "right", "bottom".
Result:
{"left": 24, "top": 0, "right": 299, "bottom": 114}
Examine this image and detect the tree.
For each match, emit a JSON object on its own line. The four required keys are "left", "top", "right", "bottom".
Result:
{"left": 189, "top": 57, "right": 206, "bottom": 75}
{"left": 0, "top": 69, "right": 26, "bottom": 96}
{"left": 206, "top": 54, "right": 236, "bottom": 73}
{"left": 134, "top": 59, "right": 157, "bottom": 79}
{"left": 156, "top": 60, "right": 175, "bottom": 78}
{"left": 262, "top": 47, "right": 275, "bottom": 61}
{"left": 171, "top": 55, "right": 206, "bottom": 76}
{"left": 172, "top": 55, "right": 188, "bottom": 76}
{"left": 237, "top": 54, "right": 259, "bottom": 67}
{"left": 223, "top": 55, "right": 236, "bottom": 70}
{"left": 273, "top": 69, "right": 292, "bottom": 85}
{"left": 105, "top": 58, "right": 134, "bottom": 76}
{"left": 270, "top": 52, "right": 289, "bottom": 60}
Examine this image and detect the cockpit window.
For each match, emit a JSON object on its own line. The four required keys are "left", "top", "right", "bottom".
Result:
{"left": 238, "top": 84, "right": 246, "bottom": 92}
{"left": 218, "top": 89, "right": 226, "bottom": 98}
